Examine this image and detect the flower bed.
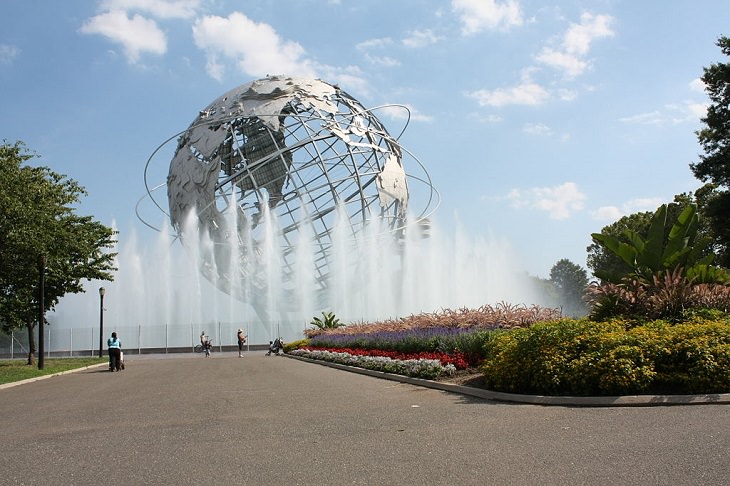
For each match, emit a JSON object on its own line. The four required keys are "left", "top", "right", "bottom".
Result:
{"left": 304, "top": 304, "right": 562, "bottom": 368}
{"left": 304, "top": 303, "right": 562, "bottom": 339}
{"left": 300, "top": 346, "right": 469, "bottom": 369}
{"left": 289, "top": 347, "right": 460, "bottom": 380}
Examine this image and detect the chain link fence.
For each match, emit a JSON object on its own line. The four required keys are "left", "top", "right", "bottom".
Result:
{"left": 0, "top": 319, "right": 310, "bottom": 359}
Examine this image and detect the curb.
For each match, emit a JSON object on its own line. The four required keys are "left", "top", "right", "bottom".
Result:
{"left": 286, "top": 355, "right": 730, "bottom": 407}
{"left": 0, "top": 363, "right": 108, "bottom": 390}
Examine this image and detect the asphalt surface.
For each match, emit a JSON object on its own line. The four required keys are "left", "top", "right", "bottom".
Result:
{"left": 1, "top": 352, "right": 728, "bottom": 485}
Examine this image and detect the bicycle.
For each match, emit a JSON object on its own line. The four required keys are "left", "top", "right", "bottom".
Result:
{"left": 194, "top": 342, "right": 213, "bottom": 355}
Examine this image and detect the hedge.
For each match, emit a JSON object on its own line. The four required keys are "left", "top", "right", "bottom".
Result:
{"left": 479, "top": 318, "right": 730, "bottom": 396}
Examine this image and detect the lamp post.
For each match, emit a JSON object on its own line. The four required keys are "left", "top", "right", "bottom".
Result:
{"left": 98, "top": 287, "right": 105, "bottom": 358}
{"left": 38, "top": 255, "right": 46, "bottom": 370}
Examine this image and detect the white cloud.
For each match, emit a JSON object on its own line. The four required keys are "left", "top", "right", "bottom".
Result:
{"left": 536, "top": 12, "right": 614, "bottom": 77}
{"left": 534, "top": 48, "right": 586, "bottom": 77}
{"left": 467, "top": 80, "right": 549, "bottom": 107}
{"left": 685, "top": 101, "right": 707, "bottom": 120}
{"left": 317, "top": 65, "right": 370, "bottom": 97}
{"left": 563, "top": 13, "right": 613, "bottom": 55}
{"left": 689, "top": 78, "right": 705, "bottom": 92}
{"left": 80, "top": 10, "right": 167, "bottom": 63}
{"left": 378, "top": 104, "right": 433, "bottom": 122}
{"left": 555, "top": 88, "right": 578, "bottom": 102}
{"left": 357, "top": 37, "right": 400, "bottom": 67}
{"left": 192, "top": 12, "right": 316, "bottom": 80}
{"left": 356, "top": 38, "right": 393, "bottom": 50}
{"left": 363, "top": 54, "right": 401, "bottom": 67}
{"left": 621, "top": 197, "right": 664, "bottom": 213}
{"left": 451, "top": 0, "right": 523, "bottom": 34}
{"left": 619, "top": 100, "right": 706, "bottom": 126}
{"left": 0, "top": 44, "right": 20, "bottom": 64}
{"left": 618, "top": 110, "right": 664, "bottom": 125}
{"left": 402, "top": 29, "right": 442, "bottom": 48}
{"left": 469, "top": 112, "right": 502, "bottom": 124}
{"left": 99, "top": 0, "right": 200, "bottom": 19}
{"left": 523, "top": 122, "right": 552, "bottom": 136}
{"left": 592, "top": 197, "right": 665, "bottom": 221}
{"left": 592, "top": 206, "right": 622, "bottom": 221}
{"left": 506, "top": 182, "right": 586, "bottom": 220}
{"left": 619, "top": 77, "right": 707, "bottom": 126}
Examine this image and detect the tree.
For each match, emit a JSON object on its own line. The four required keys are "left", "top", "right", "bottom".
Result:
{"left": 0, "top": 141, "right": 117, "bottom": 364}
{"left": 690, "top": 36, "right": 730, "bottom": 267}
{"left": 590, "top": 203, "right": 727, "bottom": 284}
{"left": 587, "top": 211, "right": 652, "bottom": 282}
{"left": 549, "top": 259, "right": 589, "bottom": 317}
{"left": 586, "top": 191, "right": 715, "bottom": 281}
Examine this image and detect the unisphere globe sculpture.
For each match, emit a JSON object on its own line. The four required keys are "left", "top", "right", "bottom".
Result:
{"left": 151, "top": 75, "right": 437, "bottom": 322}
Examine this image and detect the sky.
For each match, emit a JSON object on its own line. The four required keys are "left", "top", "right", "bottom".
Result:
{"left": 1, "top": 0, "right": 728, "bottom": 280}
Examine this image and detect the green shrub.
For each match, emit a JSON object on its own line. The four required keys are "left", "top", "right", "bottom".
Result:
{"left": 480, "top": 318, "right": 730, "bottom": 396}
{"left": 451, "top": 329, "right": 495, "bottom": 366}
{"left": 283, "top": 338, "right": 310, "bottom": 353}
{"left": 481, "top": 320, "right": 594, "bottom": 395}
{"left": 651, "top": 322, "right": 730, "bottom": 394}
{"left": 563, "top": 329, "right": 659, "bottom": 395}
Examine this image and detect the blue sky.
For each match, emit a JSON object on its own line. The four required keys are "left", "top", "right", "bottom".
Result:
{"left": 1, "top": 0, "right": 727, "bottom": 279}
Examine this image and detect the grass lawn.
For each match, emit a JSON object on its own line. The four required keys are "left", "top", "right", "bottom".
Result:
{"left": 0, "top": 358, "right": 107, "bottom": 385}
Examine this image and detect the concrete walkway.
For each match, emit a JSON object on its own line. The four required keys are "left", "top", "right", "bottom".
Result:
{"left": 1, "top": 352, "right": 728, "bottom": 485}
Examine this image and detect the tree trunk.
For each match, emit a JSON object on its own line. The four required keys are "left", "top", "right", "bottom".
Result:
{"left": 26, "top": 319, "right": 36, "bottom": 366}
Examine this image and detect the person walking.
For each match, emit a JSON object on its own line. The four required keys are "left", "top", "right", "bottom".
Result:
{"left": 236, "top": 329, "right": 247, "bottom": 357}
{"left": 107, "top": 331, "right": 122, "bottom": 371}
{"left": 200, "top": 331, "right": 211, "bottom": 357}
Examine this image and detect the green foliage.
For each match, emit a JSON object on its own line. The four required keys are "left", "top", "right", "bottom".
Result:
{"left": 586, "top": 269, "right": 730, "bottom": 321}
{"left": 587, "top": 211, "right": 652, "bottom": 281}
{"left": 586, "top": 193, "right": 718, "bottom": 281}
{"left": 481, "top": 320, "right": 592, "bottom": 395}
{"left": 692, "top": 36, "right": 730, "bottom": 187}
{"left": 0, "top": 141, "right": 117, "bottom": 361}
{"left": 588, "top": 202, "right": 729, "bottom": 321}
{"left": 651, "top": 321, "right": 730, "bottom": 394}
{"left": 479, "top": 318, "right": 730, "bottom": 396}
{"left": 450, "top": 329, "right": 495, "bottom": 366}
{"left": 590, "top": 204, "right": 718, "bottom": 283}
{"left": 309, "top": 311, "right": 343, "bottom": 330}
{"left": 702, "top": 192, "right": 730, "bottom": 268}
{"left": 283, "top": 338, "right": 310, "bottom": 352}
{"left": 549, "top": 258, "right": 589, "bottom": 317}
{"left": 690, "top": 36, "right": 730, "bottom": 267}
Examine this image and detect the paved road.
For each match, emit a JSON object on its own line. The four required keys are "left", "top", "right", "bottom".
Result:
{"left": 1, "top": 352, "right": 728, "bottom": 485}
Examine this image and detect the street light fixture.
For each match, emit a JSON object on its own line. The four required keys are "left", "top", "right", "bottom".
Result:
{"left": 98, "top": 287, "right": 105, "bottom": 358}
{"left": 38, "top": 255, "right": 46, "bottom": 370}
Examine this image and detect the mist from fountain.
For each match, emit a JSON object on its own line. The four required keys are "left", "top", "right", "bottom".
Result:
{"left": 46, "top": 209, "right": 538, "bottom": 353}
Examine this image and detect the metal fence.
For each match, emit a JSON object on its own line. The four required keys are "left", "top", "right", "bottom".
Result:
{"left": 0, "top": 319, "right": 310, "bottom": 359}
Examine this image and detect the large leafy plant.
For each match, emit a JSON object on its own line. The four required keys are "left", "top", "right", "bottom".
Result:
{"left": 590, "top": 204, "right": 726, "bottom": 284}
{"left": 588, "top": 204, "right": 729, "bottom": 320}
{"left": 309, "top": 311, "right": 344, "bottom": 331}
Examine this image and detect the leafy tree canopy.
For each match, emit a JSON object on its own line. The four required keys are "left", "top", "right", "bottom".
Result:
{"left": 590, "top": 203, "right": 727, "bottom": 284}
{"left": 690, "top": 36, "right": 730, "bottom": 267}
{"left": 586, "top": 190, "right": 716, "bottom": 281}
{"left": 549, "top": 258, "right": 589, "bottom": 317}
{"left": 691, "top": 36, "right": 730, "bottom": 187}
{"left": 0, "top": 141, "right": 117, "bottom": 357}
